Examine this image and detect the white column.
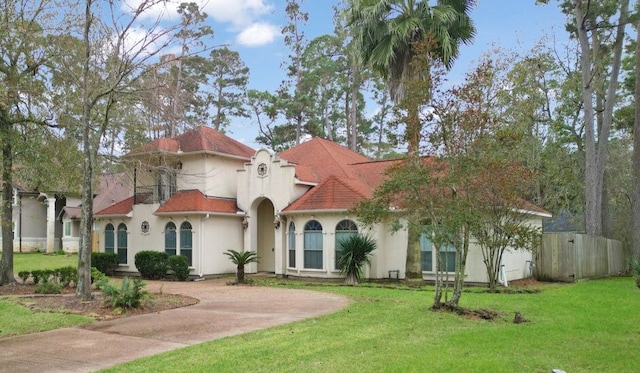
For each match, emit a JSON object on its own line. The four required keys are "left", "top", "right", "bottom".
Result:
{"left": 46, "top": 196, "right": 56, "bottom": 253}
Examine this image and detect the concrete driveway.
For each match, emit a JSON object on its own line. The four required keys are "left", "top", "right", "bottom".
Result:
{"left": 0, "top": 279, "right": 349, "bottom": 373}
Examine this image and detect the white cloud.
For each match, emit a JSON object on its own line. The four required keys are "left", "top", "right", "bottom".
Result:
{"left": 236, "top": 22, "right": 281, "bottom": 47}
{"left": 122, "top": 0, "right": 280, "bottom": 47}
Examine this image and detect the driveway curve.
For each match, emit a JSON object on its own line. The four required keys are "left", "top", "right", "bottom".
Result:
{"left": 0, "top": 278, "right": 349, "bottom": 373}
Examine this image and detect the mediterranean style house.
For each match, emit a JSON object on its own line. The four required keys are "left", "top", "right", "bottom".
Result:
{"left": 93, "top": 126, "right": 550, "bottom": 283}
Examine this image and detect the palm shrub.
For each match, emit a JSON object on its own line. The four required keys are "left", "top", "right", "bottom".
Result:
{"left": 224, "top": 250, "right": 258, "bottom": 283}
{"left": 630, "top": 257, "right": 640, "bottom": 289}
{"left": 336, "top": 234, "right": 377, "bottom": 285}
{"left": 96, "top": 276, "right": 151, "bottom": 309}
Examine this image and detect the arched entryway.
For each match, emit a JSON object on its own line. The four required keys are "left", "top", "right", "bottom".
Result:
{"left": 256, "top": 199, "right": 276, "bottom": 272}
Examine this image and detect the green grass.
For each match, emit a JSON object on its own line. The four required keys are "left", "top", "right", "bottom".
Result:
{"left": 10, "top": 252, "right": 78, "bottom": 273}
{"left": 101, "top": 277, "right": 640, "bottom": 373}
{"left": 0, "top": 252, "right": 90, "bottom": 338}
{"left": 0, "top": 301, "right": 93, "bottom": 338}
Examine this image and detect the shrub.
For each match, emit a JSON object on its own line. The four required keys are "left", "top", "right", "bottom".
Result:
{"left": 134, "top": 251, "right": 169, "bottom": 280}
{"left": 91, "top": 267, "right": 107, "bottom": 284}
{"left": 168, "top": 255, "right": 190, "bottom": 281}
{"left": 224, "top": 250, "right": 258, "bottom": 283}
{"left": 56, "top": 266, "right": 77, "bottom": 287}
{"left": 35, "top": 281, "right": 62, "bottom": 294}
{"left": 92, "top": 252, "right": 119, "bottom": 276}
{"left": 30, "top": 270, "right": 44, "bottom": 284}
{"left": 97, "top": 276, "right": 151, "bottom": 309}
{"left": 18, "top": 271, "right": 30, "bottom": 284}
{"left": 336, "top": 234, "right": 377, "bottom": 285}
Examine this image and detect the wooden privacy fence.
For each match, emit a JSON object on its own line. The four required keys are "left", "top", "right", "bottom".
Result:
{"left": 536, "top": 233, "right": 625, "bottom": 282}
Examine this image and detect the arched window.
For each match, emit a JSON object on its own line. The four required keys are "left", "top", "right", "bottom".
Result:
{"left": 335, "top": 219, "right": 358, "bottom": 269}
{"left": 117, "top": 223, "right": 128, "bottom": 264}
{"left": 303, "top": 220, "right": 323, "bottom": 269}
{"left": 288, "top": 222, "right": 296, "bottom": 268}
{"left": 105, "top": 223, "right": 114, "bottom": 254}
{"left": 165, "top": 222, "right": 177, "bottom": 257}
{"left": 180, "top": 222, "right": 193, "bottom": 266}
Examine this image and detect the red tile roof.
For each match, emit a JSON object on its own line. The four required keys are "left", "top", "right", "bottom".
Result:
{"left": 284, "top": 176, "right": 370, "bottom": 212}
{"left": 130, "top": 126, "right": 255, "bottom": 159}
{"left": 93, "top": 172, "right": 133, "bottom": 213}
{"left": 279, "top": 137, "right": 370, "bottom": 183}
{"left": 95, "top": 196, "right": 135, "bottom": 217}
{"left": 155, "top": 190, "right": 240, "bottom": 215}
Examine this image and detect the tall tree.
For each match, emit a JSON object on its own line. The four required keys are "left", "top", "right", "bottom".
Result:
{"left": 347, "top": 0, "right": 475, "bottom": 278}
{"left": 67, "top": 0, "right": 209, "bottom": 300}
{"left": 205, "top": 47, "right": 249, "bottom": 131}
{"left": 280, "top": 0, "right": 309, "bottom": 145}
{"left": 0, "top": 0, "right": 60, "bottom": 285}
{"left": 632, "top": 14, "right": 640, "bottom": 260}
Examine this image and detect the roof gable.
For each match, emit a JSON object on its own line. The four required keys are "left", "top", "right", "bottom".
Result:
{"left": 131, "top": 126, "right": 255, "bottom": 159}
{"left": 95, "top": 196, "right": 135, "bottom": 217}
{"left": 284, "top": 175, "right": 370, "bottom": 212}
{"left": 279, "top": 137, "right": 370, "bottom": 183}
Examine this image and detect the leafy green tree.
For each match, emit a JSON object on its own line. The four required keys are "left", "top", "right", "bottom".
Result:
{"left": 336, "top": 234, "right": 377, "bottom": 285}
{"left": 347, "top": 0, "right": 475, "bottom": 278}
{"left": 224, "top": 249, "right": 259, "bottom": 283}
{"left": 0, "top": 0, "right": 62, "bottom": 285}
{"left": 205, "top": 47, "right": 249, "bottom": 131}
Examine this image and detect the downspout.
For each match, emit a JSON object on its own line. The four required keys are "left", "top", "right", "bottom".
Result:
{"left": 199, "top": 213, "right": 210, "bottom": 278}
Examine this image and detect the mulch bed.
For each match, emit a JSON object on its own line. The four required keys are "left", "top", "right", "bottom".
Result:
{"left": 0, "top": 283, "right": 199, "bottom": 321}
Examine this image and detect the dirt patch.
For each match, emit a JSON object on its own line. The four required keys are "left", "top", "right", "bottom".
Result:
{"left": 0, "top": 283, "right": 199, "bottom": 320}
{"left": 431, "top": 302, "right": 503, "bottom": 321}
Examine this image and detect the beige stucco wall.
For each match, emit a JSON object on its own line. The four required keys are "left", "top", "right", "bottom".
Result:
{"left": 178, "top": 154, "right": 246, "bottom": 198}
{"left": 94, "top": 203, "right": 244, "bottom": 277}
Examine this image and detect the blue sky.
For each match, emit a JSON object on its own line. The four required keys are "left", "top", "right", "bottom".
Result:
{"left": 135, "top": 0, "right": 570, "bottom": 147}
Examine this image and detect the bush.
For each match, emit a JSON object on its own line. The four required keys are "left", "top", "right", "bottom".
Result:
{"left": 336, "top": 234, "right": 377, "bottom": 285}
{"left": 134, "top": 250, "right": 169, "bottom": 279}
{"left": 92, "top": 252, "right": 119, "bottom": 276}
{"left": 30, "top": 270, "right": 44, "bottom": 284}
{"left": 168, "top": 255, "right": 190, "bottom": 281}
{"left": 91, "top": 267, "right": 107, "bottom": 284}
{"left": 56, "top": 266, "right": 77, "bottom": 287}
{"left": 18, "top": 271, "right": 30, "bottom": 284}
{"left": 96, "top": 276, "right": 151, "bottom": 308}
{"left": 35, "top": 281, "right": 62, "bottom": 294}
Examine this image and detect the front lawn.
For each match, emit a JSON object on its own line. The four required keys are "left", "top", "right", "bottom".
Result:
{"left": 9, "top": 251, "right": 78, "bottom": 273}
{"left": 101, "top": 277, "right": 640, "bottom": 373}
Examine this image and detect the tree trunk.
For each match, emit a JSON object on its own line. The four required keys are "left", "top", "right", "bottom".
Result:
{"left": 632, "top": 17, "right": 640, "bottom": 260}
{"left": 574, "top": 0, "right": 628, "bottom": 236}
{"left": 405, "top": 222, "right": 421, "bottom": 279}
{"left": 237, "top": 264, "right": 245, "bottom": 283}
{"left": 450, "top": 226, "right": 469, "bottom": 307}
{"left": 0, "top": 132, "right": 15, "bottom": 285}
{"left": 76, "top": 0, "right": 93, "bottom": 300}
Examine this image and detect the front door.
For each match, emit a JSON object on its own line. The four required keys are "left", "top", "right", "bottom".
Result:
{"left": 256, "top": 199, "right": 275, "bottom": 272}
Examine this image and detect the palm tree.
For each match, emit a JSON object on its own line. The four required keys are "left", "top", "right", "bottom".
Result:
{"left": 224, "top": 250, "right": 259, "bottom": 283}
{"left": 337, "top": 234, "right": 377, "bottom": 285}
{"left": 347, "top": 0, "right": 475, "bottom": 278}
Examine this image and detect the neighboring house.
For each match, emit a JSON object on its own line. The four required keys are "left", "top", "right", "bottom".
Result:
{"left": 0, "top": 187, "right": 67, "bottom": 253}
{"left": 57, "top": 172, "right": 132, "bottom": 253}
{"left": 93, "top": 126, "right": 551, "bottom": 283}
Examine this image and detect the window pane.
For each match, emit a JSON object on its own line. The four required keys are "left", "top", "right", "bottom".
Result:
{"left": 165, "top": 223, "right": 176, "bottom": 255}
{"left": 105, "top": 224, "right": 114, "bottom": 254}
{"left": 117, "top": 224, "right": 127, "bottom": 264}
{"left": 288, "top": 222, "right": 296, "bottom": 267}
{"left": 304, "top": 220, "right": 322, "bottom": 269}
{"left": 420, "top": 232, "right": 432, "bottom": 272}
{"left": 179, "top": 222, "right": 192, "bottom": 266}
